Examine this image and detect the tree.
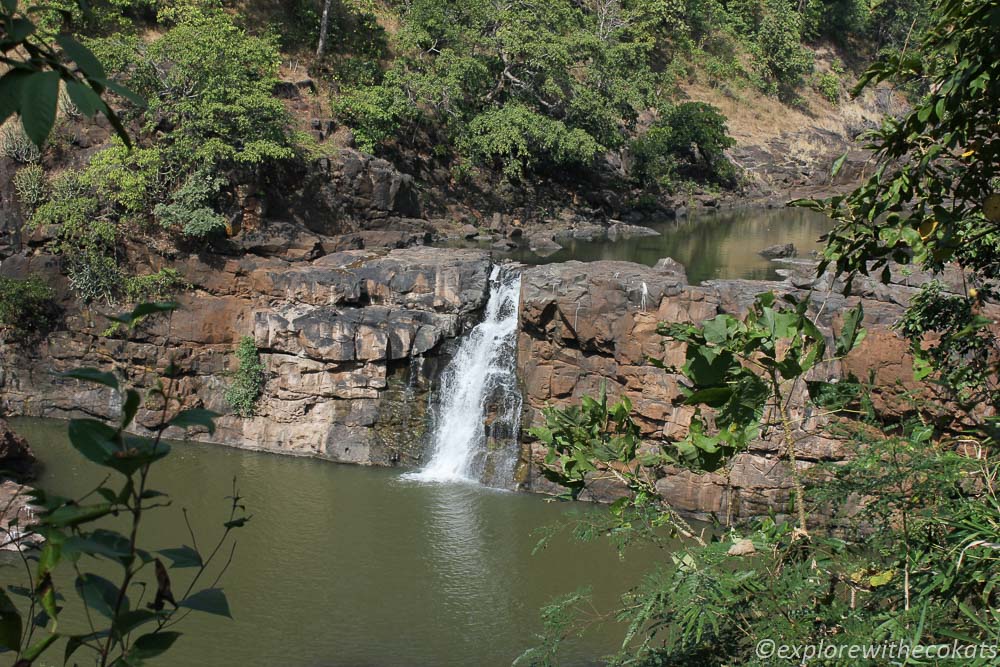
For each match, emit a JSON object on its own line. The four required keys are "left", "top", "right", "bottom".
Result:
{"left": 317, "top": 0, "right": 334, "bottom": 56}
{"left": 795, "top": 0, "right": 1000, "bottom": 410}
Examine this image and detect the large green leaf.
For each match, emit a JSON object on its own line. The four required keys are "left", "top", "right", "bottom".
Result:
{"left": 19, "top": 70, "right": 60, "bottom": 146}
{"left": 56, "top": 34, "right": 106, "bottom": 80}
{"left": 127, "top": 631, "right": 182, "bottom": 661}
{"left": 67, "top": 419, "right": 119, "bottom": 467}
{"left": 158, "top": 545, "right": 203, "bottom": 569}
{"left": 836, "top": 303, "right": 866, "bottom": 356}
{"left": 64, "top": 529, "right": 132, "bottom": 565}
{"left": 75, "top": 573, "right": 123, "bottom": 620}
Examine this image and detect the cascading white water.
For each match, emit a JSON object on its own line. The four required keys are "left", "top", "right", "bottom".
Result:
{"left": 405, "top": 267, "right": 523, "bottom": 485}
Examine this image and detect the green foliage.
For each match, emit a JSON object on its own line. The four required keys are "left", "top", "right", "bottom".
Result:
{"left": 793, "top": 0, "right": 1000, "bottom": 410}
{"left": 130, "top": 8, "right": 293, "bottom": 167}
{"left": 81, "top": 141, "right": 166, "bottom": 222}
{"left": 225, "top": 335, "right": 266, "bottom": 418}
{"left": 816, "top": 71, "right": 841, "bottom": 103}
{"left": 0, "top": 0, "right": 142, "bottom": 148}
{"left": 12, "top": 163, "right": 48, "bottom": 212}
{"left": 532, "top": 388, "right": 641, "bottom": 501}
{"left": 750, "top": 0, "right": 815, "bottom": 94}
{"left": 153, "top": 169, "right": 227, "bottom": 238}
{"left": 462, "top": 105, "right": 602, "bottom": 180}
{"left": 0, "top": 302, "right": 248, "bottom": 666}
{"left": 333, "top": 0, "right": 671, "bottom": 179}
{"left": 123, "top": 267, "right": 189, "bottom": 302}
{"left": 0, "top": 275, "right": 59, "bottom": 342}
{"left": 332, "top": 74, "right": 412, "bottom": 154}
{"left": 632, "top": 101, "right": 737, "bottom": 190}
{"left": 29, "top": 170, "right": 123, "bottom": 304}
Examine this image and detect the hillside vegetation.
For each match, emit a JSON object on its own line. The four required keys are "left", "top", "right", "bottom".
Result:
{"left": 1, "top": 0, "right": 925, "bottom": 311}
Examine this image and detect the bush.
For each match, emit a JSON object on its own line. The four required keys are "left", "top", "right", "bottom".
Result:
{"left": 461, "top": 104, "right": 602, "bottom": 181}
{"left": 225, "top": 336, "right": 266, "bottom": 418}
{"left": 332, "top": 77, "right": 412, "bottom": 154}
{"left": 816, "top": 71, "right": 841, "bottom": 103}
{"left": 752, "top": 0, "right": 814, "bottom": 94}
{"left": 0, "top": 275, "right": 59, "bottom": 342}
{"left": 633, "top": 102, "right": 737, "bottom": 190}
{"left": 134, "top": 8, "right": 293, "bottom": 167}
{"left": 123, "top": 267, "right": 189, "bottom": 302}
{"left": 81, "top": 142, "right": 166, "bottom": 222}
{"left": 154, "top": 169, "right": 228, "bottom": 238}
{"left": 66, "top": 248, "right": 123, "bottom": 305}
{"left": 13, "top": 164, "right": 49, "bottom": 213}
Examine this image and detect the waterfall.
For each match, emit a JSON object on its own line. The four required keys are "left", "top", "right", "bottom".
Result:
{"left": 404, "top": 266, "right": 523, "bottom": 486}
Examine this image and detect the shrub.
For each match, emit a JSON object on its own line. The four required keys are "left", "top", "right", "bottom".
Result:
{"left": 0, "top": 275, "right": 59, "bottom": 342}
{"left": 633, "top": 102, "right": 737, "bottom": 189}
{"left": 225, "top": 335, "right": 266, "bottom": 418}
{"left": 0, "top": 120, "right": 41, "bottom": 163}
{"left": 80, "top": 143, "right": 166, "bottom": 222}
{"left": 461, "top": 104, "right": 602, "bottom": 181}
{"left": 29, "top": 170, "right": 123, "bottom": 304}
{"left": 135, "top": 9, "right": 293, "bottom": 167}
{"left": 752, "top": 0, "right": 814, "bottom": 94}
{"left": 816, "top": 71, "right": 841, "bottom": 103}
{"left": 13, "top": 164, "right": 49, "bottom": 212}
{"left": 123, "top": 267, "right": 189, "bottom": 302}
{"left": 66, "top": 248, "right": 123, "bottom": 305}
{"left": 332, "top": 77, "right": 411, "bottom": 154}
{"left": 154, "top": 169, "right": 228, "bottom": 238}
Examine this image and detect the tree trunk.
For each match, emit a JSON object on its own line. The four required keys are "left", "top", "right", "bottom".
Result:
{"left": 316, "top": 0, "right": 333, "bottom": 58}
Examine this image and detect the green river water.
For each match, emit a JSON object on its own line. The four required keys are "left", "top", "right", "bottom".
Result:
{"left": 505, "top": 207, "right": 834, "bottom": 283}
{"left": 6, "top": 419, "right": 666, "bottom": 667}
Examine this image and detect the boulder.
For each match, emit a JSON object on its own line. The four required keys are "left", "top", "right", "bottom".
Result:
{"left": 759, "top": 243, "right": 797, "bottom": 259}
{"left": 0, "top": 419, "right": 36, "bottom": 481}
{"left": 606, "top": 222, "right": 660, "bottom": 241}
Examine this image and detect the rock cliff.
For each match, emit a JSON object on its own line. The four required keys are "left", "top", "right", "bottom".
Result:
{"left": 514, "top": 258, "right": 965, "bottom": 522}
{"left": 0, "top": 245, "right": 491, "bottom": 465}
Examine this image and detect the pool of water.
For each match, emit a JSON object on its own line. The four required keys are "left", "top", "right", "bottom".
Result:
{"left": 502, "top": 207, "right": 834, "bottom": 283}
{"left": 5, "top": 418, "right": 670, "bottom": 667}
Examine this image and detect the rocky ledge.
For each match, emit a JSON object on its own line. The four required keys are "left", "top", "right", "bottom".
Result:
{"left": 515, "top": 258, "right": 989, "bottom": 522}
{"left": 0, "top": 246, "right": 492, "bottom": 465}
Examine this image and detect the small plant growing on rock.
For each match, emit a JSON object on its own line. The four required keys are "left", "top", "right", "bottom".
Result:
{"left": 0, "top": 120, "right": 41, "bottom": 163}
{"left": 13, "top": 164, "right": 49, "bottom": 213}
{"left": 0, "top": 275, "right": 60, "bottom": 343}
{"left": 225, "top": 336, "right": 266, "bottom": 418}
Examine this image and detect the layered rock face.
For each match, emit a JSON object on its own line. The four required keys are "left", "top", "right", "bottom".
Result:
{"left": 0, "top": 246, "right": 491, "bottom": 465}
{"left": 515, "top": 259, "right": 937, "bottom": 522}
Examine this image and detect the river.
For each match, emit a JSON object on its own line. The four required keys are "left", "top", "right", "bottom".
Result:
{"left": 8, "top": 418, "right": 667, "bottom": 667}
{"left": 503, "top": 207, "right": 833, "bottom": 283}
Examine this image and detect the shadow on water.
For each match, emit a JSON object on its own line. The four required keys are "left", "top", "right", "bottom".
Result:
{"left": 499, "top": 207, "right": 834, "bottom": 284}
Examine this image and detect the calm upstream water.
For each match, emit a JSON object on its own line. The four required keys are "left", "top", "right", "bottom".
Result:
{"left": 8, "top": 418, "right": 667, "bottom": 667}
{"left": 504, "top": 207, "right": 834, "bottom": 283}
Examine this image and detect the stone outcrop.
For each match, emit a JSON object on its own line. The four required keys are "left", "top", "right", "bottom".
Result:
{"left": 514, "top": 258, "right": 967, "bottom": 522}
{"left": 0, "top": 244, "right": 492, "bottom": 465}
{"left": 263, "top": 149, "right": 423, "bottom": 237}
{"left": 0, "top": 418, "right": 36, "bottom": 481}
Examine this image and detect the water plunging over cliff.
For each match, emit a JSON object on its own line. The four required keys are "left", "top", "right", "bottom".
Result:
{"left": 405, "top": 266, "right": 523, "bottom": 486}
